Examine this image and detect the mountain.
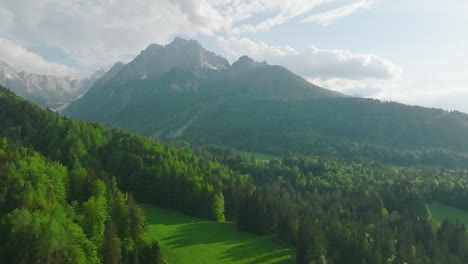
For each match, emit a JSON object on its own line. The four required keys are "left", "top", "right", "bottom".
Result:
{"left": 92, "top": 61, "right": 125, "bottom": 86}
{"left": 65, "top": 38, "right": 341, "bottom": 119}
{"left": 116, "top": 37, "right": 230, "bottom": 81}
{"left": 0, "top": 60, "right": 105, "bottom": 110}
{"left": 64, "top": 38, "right": 468, "bottom": 169}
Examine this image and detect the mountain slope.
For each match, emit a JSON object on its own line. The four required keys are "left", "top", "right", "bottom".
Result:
{"left": 64, "top": 38, "right": 341, "bottom": 120}
{"left": 64, "top": 38, "right": 468, "bottom": 168}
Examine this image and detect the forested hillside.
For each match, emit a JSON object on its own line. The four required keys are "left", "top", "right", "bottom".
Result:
{"left": 4, "top": 84, "right": 468, "bottom": 263}
{"left": 68, "top": 77, "right": 468, "bottom": 169}
{"left": 0, "top": 113, "right": 160, "bottom": 262}
{"left": 0, "top": 85, "right": 245, "bottom": 263}
{"left": 179, "top": 96, "right": 468, "bottom": 169}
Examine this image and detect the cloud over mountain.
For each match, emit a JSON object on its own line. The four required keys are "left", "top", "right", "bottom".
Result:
{"left": 0, "top": 38, "right": 86, "bottom": 78}
{"left": 0, "top": 0, "right": 370, "bottom": 70}
{"left": 218, "top": 37, "right": 401, "bottom": 81}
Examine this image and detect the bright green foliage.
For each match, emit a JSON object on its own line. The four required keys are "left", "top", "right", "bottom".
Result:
{"left": 0, "top": 86, "right": 163, "bottom": 263}
{"left": 381, "top": 207, "right": 389, "bottom": 218}
{"left": 210, "top": 191, "right": 225, "bottom": 221}
{"left": 0, "top": 140, "right": 99, "bottom": 264}
{"left": 144, "top": 205, "right": 293, "bottom": 264}
{"left": 81, "top": 180, "right": 109, "bottom": 246}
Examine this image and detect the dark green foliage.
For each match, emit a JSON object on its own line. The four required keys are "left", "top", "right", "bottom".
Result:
{"left": 197, "top": 145, "right": 468, "bottom": 264}
{"left": 103, "top": 221, "right": 122, "bottom": 264}
{"left": 139, "top": 240, "right": 163, "bottom": 264}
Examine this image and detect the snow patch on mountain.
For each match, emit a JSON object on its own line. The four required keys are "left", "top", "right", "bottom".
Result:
{"left": 0, "top": 59, "right": 105, "bottom": 110}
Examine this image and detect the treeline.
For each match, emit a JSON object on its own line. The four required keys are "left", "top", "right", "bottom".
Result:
{"left": 197, "top": 145, "right": 468, "bottom": 263}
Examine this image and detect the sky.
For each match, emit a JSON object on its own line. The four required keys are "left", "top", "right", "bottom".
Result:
{"left": 0, "top": 0, "right": 467, "bottom": 113}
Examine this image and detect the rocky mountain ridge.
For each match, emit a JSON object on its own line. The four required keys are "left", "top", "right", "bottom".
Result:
{"left": 0, "top": 60, "right": 105, "bottom": 110}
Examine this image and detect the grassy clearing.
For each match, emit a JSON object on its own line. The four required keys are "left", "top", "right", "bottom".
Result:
{"left": 143, "top": 205, "right": 293, "bottom": 264}
{"left": 238, "top": 151, "right": 279, "bottom": 163}
{"left": 429, "top": 202, "right": 468, "bottom": 226}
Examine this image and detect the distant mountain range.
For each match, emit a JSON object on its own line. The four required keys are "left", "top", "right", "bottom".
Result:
{"left": 0, "top": 60, "right": 105, "bottom": 110}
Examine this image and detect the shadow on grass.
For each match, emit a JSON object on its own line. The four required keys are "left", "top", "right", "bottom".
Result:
{"left": 143, "top": 205, "right": 201, "bottom": 226}
{"left": 162, "top": 221, "right": 243, "bottom": 247}
{"left": 163, "top": 221, "right": 293, "bottom": 263}
{"left": 144, "top": 205, "right": 294, "bottom": 263}
{"left": 219, "top": 239, "right": 293, "bottom": 264}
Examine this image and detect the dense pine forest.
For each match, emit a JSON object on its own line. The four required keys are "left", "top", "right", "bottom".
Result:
{"left": 3, "top": 84, "right": 468, "bottom": 263}
{"left": 202, "top": 145, "right": 468, "bottom": 263}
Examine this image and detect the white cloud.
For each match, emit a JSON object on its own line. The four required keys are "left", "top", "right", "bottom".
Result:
{"left": 0, "top": 38, "right": 86, "bottom": 78}
{"left": 0, "top": 0, "right": 225, "bottom": 68}
{"left": 218, "top": 37, "right": 401, "bottom": 80}
{"left": 301, "top": 0, "right": 375, "bottom": 26}
{"left": 218, "top": 37, "right": 468, "bottom": 113}
{"left": 227, "top": 0, "right": 333, "bottom": 34}
{"left": 374, "top": 74, "right": 468, "bottom": 113}
{"left": 0, "top": 0, "right": 374, "bottom": 71}
{"left": 310, "top": 75, "right": 468, "bottom": 114}
{"left": 0, "top": 6, "right": 14, "bottom": 33}
{"left": 307, "top": 77, "right": 382, "bottom": 96}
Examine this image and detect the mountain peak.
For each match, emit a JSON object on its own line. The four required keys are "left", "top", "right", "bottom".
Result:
{"left": 91, "top": 68, "right": 106, "bottom": 78}
{"left": 115, "top": 38, "right": 230, "bottom": 81}
{"left": 141, "top": 43, "right": 164, "bottom": 55}
{"left": 109, "top": 61, "right": 125, "bottom": 70}
{"left": 0, "top": 60, "right": 13, "bottom": 69}
{"left": 89, "top": 68, "right": 106, "bottom": 83}
{"left": 168, "top": 37, "right": 201, "bottom": 48}
{"left": 232, "top": 56, "right": 266, "bottom": 69}
{"left": 91, "top": 61, "right": 125, "bottom": 86}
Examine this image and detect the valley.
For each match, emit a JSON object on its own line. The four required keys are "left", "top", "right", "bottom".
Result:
{"left": 2, "top": 37, "right": 468, "bottom": 264}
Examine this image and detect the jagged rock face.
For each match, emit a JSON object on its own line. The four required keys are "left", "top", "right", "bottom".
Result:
{"left": 116, "top": 37, "right": 230, "bottom": 81}
{"left": 232, "top": 55, "right": 266, "bottom": 69}
{"left": 0, "top": 60, "right": 105, "bottom": 110}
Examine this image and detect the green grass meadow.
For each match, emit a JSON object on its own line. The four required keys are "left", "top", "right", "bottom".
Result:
{"left": 429, "top": 202, "right": 468, "bottom": 226}
{"left": 143, "top": 205, "right": 293, "bottom": 264}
